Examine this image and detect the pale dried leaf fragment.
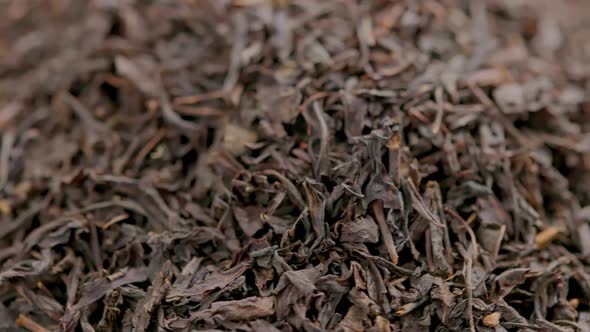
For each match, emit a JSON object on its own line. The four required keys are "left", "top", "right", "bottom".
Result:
{"left": 15, "top": 314, "right": 48, "bottom": 332}
{"left": 483, "top": 312, "right": 501, "bottom": 327}
{"left": 494, "top": 83, "right": 525, "bottom": 114}
{"left": 373, "top": 315, "right": 391, "bottom": 332}
{"left": 0, "top": 102, "right": 21, "bottom": 129}
{"left": 535, "top": 226, "right": 560, "bottom": 249}
{"left": 223, "top": 123, "right": 257, "bottom": 155}
{"left": 114, "top": 55, "right": 161, "bottom": 97}
{"left": 0, "top": 200, "right": 10, "bottom": 215}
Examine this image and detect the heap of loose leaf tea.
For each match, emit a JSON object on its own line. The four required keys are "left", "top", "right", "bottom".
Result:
{"left": 1, "top": 0, "right": 590, "bottom": 331}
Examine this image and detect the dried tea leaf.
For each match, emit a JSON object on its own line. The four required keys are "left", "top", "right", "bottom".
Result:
{"left": 494, "top": 268, "right": 529, "bottom": 299}
{"left": 494, "top": 83, "right": 525, "bottom": 114}
{"left": 1, "top": 1, "right": 590, "bottom": 331}
{"left": 340, "top": 216, "right": 379, "bottom": 243}
{"left": 222, "top": 123, "right": 258, "bottom": 156}
{"left": 190, "top": 296, "right": 274, "bottom": 321}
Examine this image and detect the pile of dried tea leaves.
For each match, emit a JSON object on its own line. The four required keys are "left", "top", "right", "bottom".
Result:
{"left": 1, "top": 0, "right": 590, "bottom": 331}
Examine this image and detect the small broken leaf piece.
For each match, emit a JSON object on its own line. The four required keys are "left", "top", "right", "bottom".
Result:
{"left": 339, "top": 216, "right": 379, "bottom": 243}
{"left": 483, "top": 312, "right": 501, "bottom": 327}
{"left": 535, "top": 226, "right": 561, "bottom": 249}
{"left": 222, "top": 123, "right": 258, "bottom": 155}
